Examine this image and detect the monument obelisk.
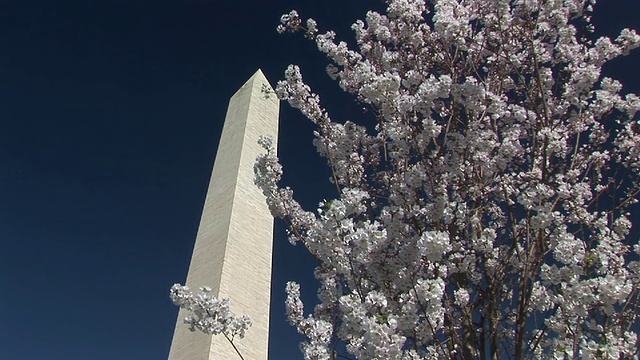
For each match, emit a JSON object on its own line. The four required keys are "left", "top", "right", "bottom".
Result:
{"left": 168, "top": 69, "right": 279, "bottom": 360}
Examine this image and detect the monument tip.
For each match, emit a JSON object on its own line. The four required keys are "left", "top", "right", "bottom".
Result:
{"left": 246, "top": 68, "right": 274, "bottom": 92}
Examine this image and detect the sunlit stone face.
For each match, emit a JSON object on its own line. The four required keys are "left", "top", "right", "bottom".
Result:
{"left": 168, "top": 69, "right": 279, "bottom": 360}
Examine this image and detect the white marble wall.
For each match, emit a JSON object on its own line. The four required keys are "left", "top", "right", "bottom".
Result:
{"left": 168, "top": 69, "right": 279, "bottom": 360}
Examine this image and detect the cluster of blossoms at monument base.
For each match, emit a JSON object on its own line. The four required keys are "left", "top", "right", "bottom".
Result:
{"left": 170, "top": 284, "right": 251, "bottom": 341}
{"left": 177, "top": 0, "right": 640, "bottom": 358}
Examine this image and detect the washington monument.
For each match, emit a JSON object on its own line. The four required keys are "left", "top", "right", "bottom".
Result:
{"left": 168, "top": 69, "right": 279, "bottom": 359}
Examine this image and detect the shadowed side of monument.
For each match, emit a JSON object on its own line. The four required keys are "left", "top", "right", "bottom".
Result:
{"left": 168, "top": 69, "right": 279, "bottom": 360}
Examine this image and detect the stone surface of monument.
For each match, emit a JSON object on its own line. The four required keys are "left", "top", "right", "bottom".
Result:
{"left": 168, "top": 69, "right": 279, "bottom": 360}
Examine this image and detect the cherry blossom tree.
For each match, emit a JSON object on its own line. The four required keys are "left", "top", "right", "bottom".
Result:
{"left": 175, "top": 0, "right": 640, "bottom": 358}
{"left": 169, "top": 284, "right": 252, "bottom": 359}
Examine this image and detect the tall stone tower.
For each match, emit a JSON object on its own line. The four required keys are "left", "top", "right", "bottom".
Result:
{"left": 168, "top": 69, "right": 279, "bottom": 360}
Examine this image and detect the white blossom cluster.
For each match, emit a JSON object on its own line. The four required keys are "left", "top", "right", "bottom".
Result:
{"left": 253, "top": 0, "right": 640, "bottom": 359}
{"left": 169, "top": 284, "right": 252, "bottom": 340}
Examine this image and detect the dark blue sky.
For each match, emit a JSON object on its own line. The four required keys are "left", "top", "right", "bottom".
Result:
{"left": 0, "top": 1, "right": 638, "bottom": 359}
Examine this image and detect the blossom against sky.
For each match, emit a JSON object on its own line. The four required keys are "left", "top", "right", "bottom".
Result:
{"left": 0, "top": 1, "right": 638, "bottom": 359}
